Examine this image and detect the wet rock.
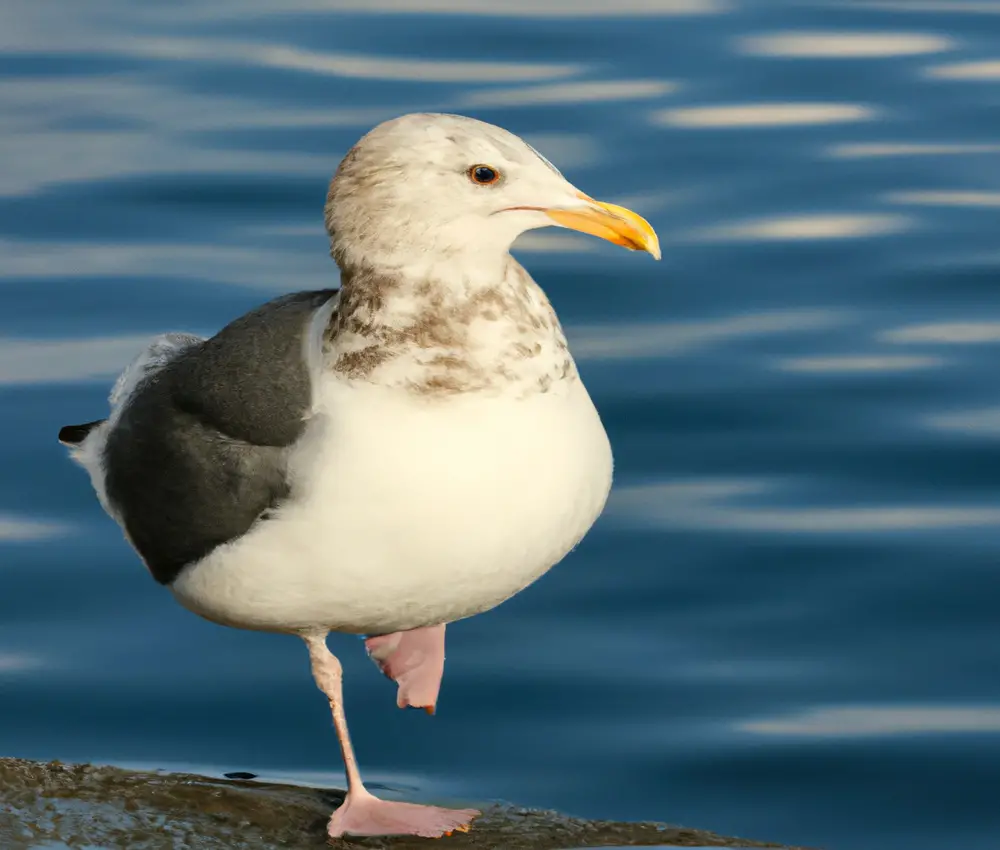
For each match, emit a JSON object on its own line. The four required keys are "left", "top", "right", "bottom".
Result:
{"left": 0, "top": 757, "right": 807, "bottom": 850}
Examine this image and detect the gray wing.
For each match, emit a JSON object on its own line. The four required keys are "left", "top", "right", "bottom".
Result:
{"left": 100, "top": 289, "right": 338, "bottom": 585}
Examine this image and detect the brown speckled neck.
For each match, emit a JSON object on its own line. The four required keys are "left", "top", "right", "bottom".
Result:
{"left": 322, "top": 259, "right": 575, "bottom": 398}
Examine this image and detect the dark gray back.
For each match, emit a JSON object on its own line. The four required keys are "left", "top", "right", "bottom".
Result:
{"left": 103, "top": 290, "right": 337, "bottom": 585}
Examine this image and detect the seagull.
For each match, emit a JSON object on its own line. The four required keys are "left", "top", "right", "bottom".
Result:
{"left": 58, "top": 113, "right": 659, "bottom": 839}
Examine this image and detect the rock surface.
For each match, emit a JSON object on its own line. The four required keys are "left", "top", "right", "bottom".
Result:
{"left": 0, "top": 757, "right": 806, "bottom": 850}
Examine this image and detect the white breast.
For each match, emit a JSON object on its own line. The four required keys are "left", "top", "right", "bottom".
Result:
{"left": 170, "top": 374, "right": 613, "bottom": 635}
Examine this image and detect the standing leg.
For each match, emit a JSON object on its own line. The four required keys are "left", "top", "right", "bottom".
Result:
{"left": 303, "top": 632, "right": 479, "bottom": 838}
{"left": 365, "top": 624, "right": 446, "bottom": 713}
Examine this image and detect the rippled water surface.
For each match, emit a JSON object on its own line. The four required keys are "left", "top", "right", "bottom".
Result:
{"left": 4, "top": 2, "right": 1000, "bottom": 848}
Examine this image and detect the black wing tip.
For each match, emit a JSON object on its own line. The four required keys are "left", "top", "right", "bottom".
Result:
{"left": 58, "top": 420, "right": 105, "bottom": 446}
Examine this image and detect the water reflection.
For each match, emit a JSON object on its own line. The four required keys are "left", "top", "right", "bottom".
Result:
{"left": 183, "top": 0, "right": 732, "bottom": 17}
{"left": 686, "top": 213, "right": 911, "bottom": 242}
{"left": 2, "top": 31, "right": 583, "bottom": 84}
{"left": 0, "top": 241, "right": 332, "bottom": 291}
{"left": 737, "top": 31, "right": 955, "bottom": 58}
{"left": 653, "top": 103, "right": 877, "bottom": 128}
{"left": 0, "top": 653, "right": 44, "bottom": 673}
{"left": 610, "top": 479, "right": 1000, "bottom": 533}
{"left": 138, "top": 39, "right": 582, "bottom": 82}
{"left": 0, "top": 78, "right": 342, "bottom": 195}
{"left": 925, "top": 60, "right": 1000, "bottom": 79}
{"left": 0, "top": 75, "right": 397, "bottom": 135}
{"left": 849, "top": 1, "right": 1000, "bottom": 13}
{"left": 0, "top": 336, "right": 154, "bottom": 385}
{"left": 462, "top": 80, "right": 676, "bottom": 108}
{"left": 882, "top": 321, "right": 1000, "bottom": 343}
{"left": 828, "top": 142, "right": 1000, "bottom": 158}
{"left": 775, "top": 354, "right": 942, "bottom": 373}
{"left": 0, "top": 517, "right": 68, "bottom": 542}
{"left": 568, "top": 310, "right": 847, "bottom": 361}
{"left": 925, "top": 407, "right": 1000, "bottom": 435}
{"left": 885, "top": 190, "right": 1000, "bottom": 207}
{"left": 739, "top": 706, "right": 1000, "bottom": 737}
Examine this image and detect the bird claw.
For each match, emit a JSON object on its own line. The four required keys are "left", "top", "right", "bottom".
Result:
{"left": 327, "top": 788, "right": 479, "bottom": 838}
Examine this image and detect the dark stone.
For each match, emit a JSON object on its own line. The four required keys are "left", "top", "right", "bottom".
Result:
{"left": 0, "top": 757, "right": 811, "bottom": 850}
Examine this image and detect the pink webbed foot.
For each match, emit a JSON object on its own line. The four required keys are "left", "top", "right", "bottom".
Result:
{"left": 328, "top": 788, "right": 479, "bottom": 838}
{"left": 365, "top": 624, "right": 446, "bottom": 713}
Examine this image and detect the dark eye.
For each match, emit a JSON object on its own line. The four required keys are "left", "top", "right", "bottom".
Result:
{"left": 469, "top": 164, "right": 501, "bottom": 185}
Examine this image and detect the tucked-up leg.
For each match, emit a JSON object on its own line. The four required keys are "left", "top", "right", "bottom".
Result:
{"left": 304, "top": 631, "right": 478, "bottom": 838}
{"left": 365, "top": 624, "right": 446, "bottom": 714}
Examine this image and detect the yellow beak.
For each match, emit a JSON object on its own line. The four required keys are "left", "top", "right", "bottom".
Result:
{"left": 545, "top": 196, "right": 661, "bottom": 260}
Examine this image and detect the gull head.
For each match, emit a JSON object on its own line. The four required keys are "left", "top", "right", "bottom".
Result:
{"left": 325, "top": 113, "right": 660, "bottom": 273}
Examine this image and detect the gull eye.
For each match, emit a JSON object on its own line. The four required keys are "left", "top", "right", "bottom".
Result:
{"left": 469, "top": 164, "right": 501, "bottom": 185}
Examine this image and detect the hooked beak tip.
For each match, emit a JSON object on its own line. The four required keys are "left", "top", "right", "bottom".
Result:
{"left": 545, "top": 196, "right": 661, "bottom": 260}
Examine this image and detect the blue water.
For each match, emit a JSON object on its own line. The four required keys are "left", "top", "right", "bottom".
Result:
{"left": 3, "top": 2, "right": 1000, "bottom": 848}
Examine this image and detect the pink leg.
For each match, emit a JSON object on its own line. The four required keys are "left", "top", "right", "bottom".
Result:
{"left": 365, "top": 624, "right": 446, "bottom": 714}
{"left": 303, "top": 632, "right": 478, "bottom": 839}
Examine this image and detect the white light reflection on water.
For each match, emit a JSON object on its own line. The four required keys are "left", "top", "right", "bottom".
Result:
{"left": 775, "top": 355, "right": 943, "bottom": 373}
{"left": 0, "top": 336, "right": 157, "bottom": 386}
{"left": 0, "top": 239, "right": 335, "bottom": 291}
{"left": 610, "top": 479, "right": 1000, "bottom": 533}
{"left": 925, "top": 408, "right": 1000, "bottom": 436}
{"left": 925, "top": 60, "right": 1000, "bottom": 79}
{"left": 0, "top": 78, "right": 372, "bottom": 196}
{"left": 170, "top": 0, "right": 732, "bottom": 17}
{"left": 884, "top": 191, "right": 1000, "bottom": 208}
{"left": 131, "top": 39, "right": 583, "bottom": 83}
{"left": 462, "top": 80, "right": 677, "bottom": 108}
{"left": 654, "top": 103, "right": 877, "bottom": 128}
{"left": 685, "top": 213, "right": 911, "bottom": 242}
{"left": 0, "top": 517, "right": 69, "bottom": 542}
{"left": 1, "top": 10, "right": 588, "bottom": 82}
{"left": 0, "top": 653, "right": 45, "bottom": 673}
{"left": 847, "top": 1, "right": 1000, "bottom": 13}
{"left": 567, "top": 310, "right": 848, "bottom": 361}
{"left": 739, "top": 705, "right": 1000, "bottom": 737}
{"left": 827, "top": 142, "right": 1000, "bottom": 158}
{"left": 882, "top": 321, "right": 1000, "bottom": 343}
{"left": 737, "top": 31, "right": 955, "bottom": 58}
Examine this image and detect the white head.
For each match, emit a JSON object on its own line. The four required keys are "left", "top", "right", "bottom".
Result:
{"left": 325, "top": 113, "right": 659, "bottom": 273}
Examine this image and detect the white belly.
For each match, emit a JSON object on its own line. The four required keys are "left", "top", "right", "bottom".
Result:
{"left": 170, "top": 376, "right": 613, "bottom": 635}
